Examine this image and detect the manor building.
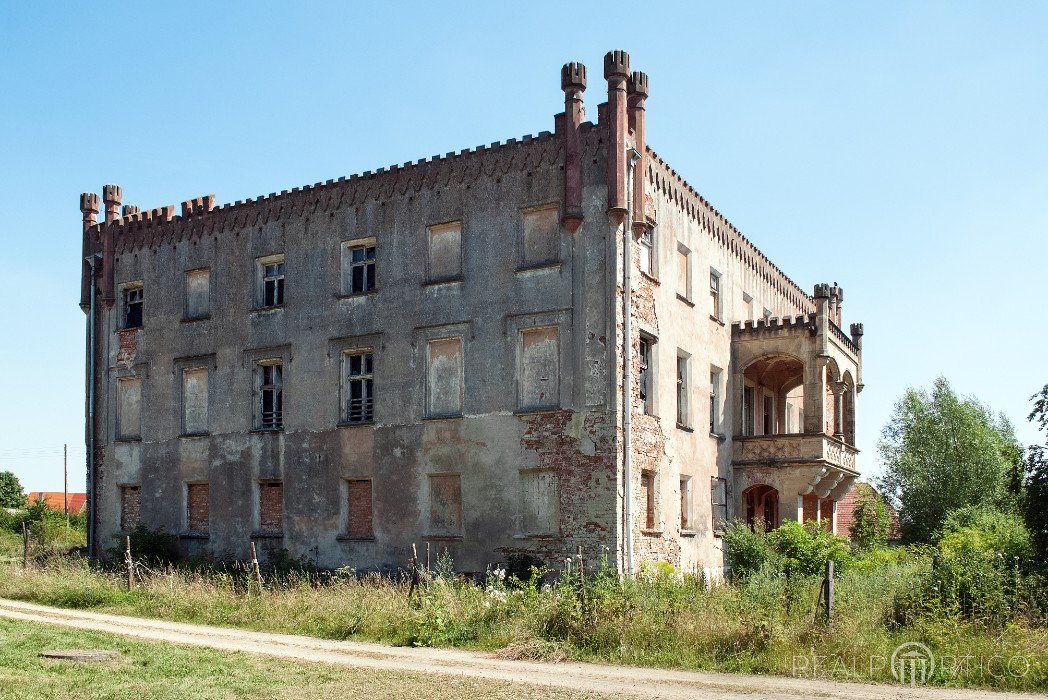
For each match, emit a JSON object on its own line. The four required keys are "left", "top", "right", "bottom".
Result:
{"left": 79, "top": 51, "right": 863, "bottom": 576}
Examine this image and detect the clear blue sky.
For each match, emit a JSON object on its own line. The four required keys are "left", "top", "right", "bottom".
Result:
{"left": 1, "top": 1, "right": 1045, "bottom": 492}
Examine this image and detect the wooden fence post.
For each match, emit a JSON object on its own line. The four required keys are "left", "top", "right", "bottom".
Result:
{"left": 125, "top": 536, "right": 134, "bottom": 590}
{"left": 824, "top": 559, "right": 835, "bottom": 627}
{"left": 250, "top": 542, "right": 264, "bottom": 592}
{"left": 22, "top": 523, "right": 29, "bottom": 570}
{"left": 408, "top": 543, "right": 421, "bottom": 601}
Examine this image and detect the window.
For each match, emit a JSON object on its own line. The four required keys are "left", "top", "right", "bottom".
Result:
{"left": 123, "top": 284, "right": 143, "bottom": 329}
{"left": 676, "top": 243, "right": 691, "bottom": 299}
{"left": 638, "top": 228, "right": 654, "bottom": 276}
{"left": 519, "top": 327, "right": 559, "bottom": 410}
{"left": 258, "top": 256, "right": 285, "bottom": 308}
{"left": 186, "top": 483, "right": 209, "bottom": 534}
{"left": 640, "top": 471, "right": 656, "bottom": 530}
{"left": 427, "top": 222, "right": 462, "bottom": 282}
{"left": 184, "top": 268, "right": 210, "bottom": 319}
{"left": 709, "top": 367, "right": 722, "bottom": 434}
{"left": 120, "top": 485, "right": 141, "bottom": 531}
{"left": 709, "top": 270, "right": 721, "bottom": 319}
{"left": 257, "top": 480, "right": 283, "bottom": 534}
{"left": 257, "top": 361, "right": 283, "bottom": 430}
{"left": 345, "top": 479, "right": 374, "bottom": 539}
{"left": 680, "top": 477, "right": 692, "bottom": 530}
{"left": 428, "top": 473, "right": 462, "bottom": 535}
{"left": 341, "top": 242, "right": 376, "bottom": 295}
{"left": 426, "top": 338, "right": 463, "bottom": 417}
{"left": 676, "top": 352, "right": 690, "bottom": 427}
{"left": 743, "top": 385, "right": 755, "bottom": 436}
{"left": 522, "top": 204, "right": 560, "bottom": 267}
{"left": 763, "top": 395, "right": 775, "bottom": 436}
{"left": 343, "top": 351, "right": 374, "bottom": 423}
{"left": 116, "top": 376, "right": 141, "bottom": 441}
{"left": 182, "top": 367, "right": 208, "bottom": 435}
{"left": 520, "top": 469, "right": 558, "bottom": 535}
{"left": 638, "top": 336, "right": 653, "bottom": 414}
{"left": 711, "top": 477, "right": 728, "bottom": 534}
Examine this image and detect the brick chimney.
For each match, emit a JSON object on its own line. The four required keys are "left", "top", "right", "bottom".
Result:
{"left": 628, "top": 70, "right": 649, "bottom": 236}
{"left": 560, "top": 62, "right": 587, "bottom": 234}
{"left": 603, "top": 50, "right": 630, "bottom": 223}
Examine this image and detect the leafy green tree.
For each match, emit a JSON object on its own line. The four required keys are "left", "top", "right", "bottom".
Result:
{"left": 849, "top": 484, "right": 892, "bottom": 552}
{"left": 877, "top": 377, "right": 1023, "bottom": 543}
{"left": 0, "top": 471, "right": 25, "bottom": 509}
{"left": 1024, "top": 384, "right": 1048, "bottom": 561}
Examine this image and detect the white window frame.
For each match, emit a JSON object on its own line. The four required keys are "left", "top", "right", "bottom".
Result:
{"left": 342, "top": 349, "right": 375, "bottom": 424}
{"left": 257, "top": 254, "right": 285, "bottom": 308}
{"left": 256, "top": 360, "right": 283, "bottom": 430}
{"left": 709, "top": 268, "right": 722, "bottom": 320}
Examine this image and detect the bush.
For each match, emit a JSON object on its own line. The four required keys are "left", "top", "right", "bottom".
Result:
{"left": 849, "top": 486, "right": 892, "bottom": 552}
{"left": 929, "top": 506, "right": 1038, "bottom": 620}
{"left": 724, "top": 519, "right": 851, "bottom": 579}
{"left": 120, "top": 526, "right": 180, "bottom": 565}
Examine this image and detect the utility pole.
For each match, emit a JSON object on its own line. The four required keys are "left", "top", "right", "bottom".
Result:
{"left": 63, "top": 443, "right": 69, "bottom": 529}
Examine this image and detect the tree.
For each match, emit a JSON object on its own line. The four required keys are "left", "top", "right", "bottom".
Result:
{"left": 1024, "top": 384, "right": 1048, "bottom": 561}
{"left": 877, "top": 377, "right": 1023, "bottom": 543}
{"left": 849, "top": 484, "right": 892, "bottom": 552}
{"left": 0, "top": 471, "right": 26, "bottom": 509}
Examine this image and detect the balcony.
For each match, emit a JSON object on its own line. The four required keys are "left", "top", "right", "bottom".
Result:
{"left": 732, "top": 433, "right": 858, "bottom": 473}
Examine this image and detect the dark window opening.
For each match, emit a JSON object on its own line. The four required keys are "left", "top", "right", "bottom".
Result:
{"left": 638, "top": 337, "right": 653, "bottom": 414}
{"left": 124, "top": 287, "right": 143, "bottom": 328}
{"left": 262, "top": 261, "right": 285, "bottom": 307}
{"left": 349, "top": 245, "right": 376, "bottom": 294}
{"left": 259, "top": 363, "right": 283, "bottom": 430}
{"left": 345, "top": 352, "right": 374, "bottom": 423}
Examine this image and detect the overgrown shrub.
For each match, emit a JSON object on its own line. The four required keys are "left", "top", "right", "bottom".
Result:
{"left": 120, "top": 526, "right": 180, "bottom": 565}
{"left": 849, "top": 486, "right": 893, "bottom": 552}
{"left": 724, "top": 519, "right": 851, "bottom": 579}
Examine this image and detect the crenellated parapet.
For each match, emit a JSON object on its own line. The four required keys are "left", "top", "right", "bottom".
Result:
{"left": 94, "top": 128, "right": 588, "bottom": 255}
{"left": 645, "top": 150, "right": 815, "bottom": 314}
{"left": 731, "top": 314, "right": 817, "bottom": 338}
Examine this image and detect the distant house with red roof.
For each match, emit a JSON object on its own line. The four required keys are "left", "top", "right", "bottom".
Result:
{"left": 26, "top": 492, "right": 87, "bottom": 514}
{"left": 836, "top": 482, "right": 901, "bottom": 542}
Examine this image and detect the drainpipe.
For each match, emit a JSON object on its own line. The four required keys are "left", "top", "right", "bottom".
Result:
{"left": 85, "top": 253, "right": 99, "bottom": 560}
{"left": 622, "top": 149, "right": 640, "bottom": 578}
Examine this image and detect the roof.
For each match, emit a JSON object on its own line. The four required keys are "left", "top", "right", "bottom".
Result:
{"left": 26, "top": 492, "right": 87, "bottom": 514}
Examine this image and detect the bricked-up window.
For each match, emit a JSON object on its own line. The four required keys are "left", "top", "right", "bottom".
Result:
{"left": 426, "top": 338, "right": 463, "bottom": 418}
{"left": 346, "top": 244, "right": 376, "bottom": 294}
{"left": 520, "top": 470, "right": 558, "bottom": 535}
{"left": 743, "top": 386, "right": 755, "bottom": 437}
{"left": 428, "top": 473, "right": 462, "bottom": 535}
{"left": 258, "top": 481, "right": 283, "bottom": 533}
{"left": 680, "top": 477, "right": 692, "bottom": 530}
{"left": 521, "top": 204, "right": 560, "bottom": 267}
{"left": 676, "top": 243, "right": 691, "bottom": 299}
{"left": 709, "top": 269, "right": 722, "bottom": 319}
{"left": 186, "top": 483, "right": 209, "bottom": 534}
{"left": 116, "top": 376, "right": 142, "bottom": 441}
{"left": 638, "top": 336, "right": 654, "bottom": 415}
{"left": 123, "top": 284, "right": 143, "bottom": 329}
{"left": 640, "top": 471, "right": 656, "bottom": 530}
{"left": 259, "top": 256, "right": 285, "bottom": 308}
{"left": 184, "top": 268, "right": 210, "bottom": 319}
{"left": 519, "top": 326, "right": 559, "bottom": 410}
{"left": 343, "top": 351, "right": 374, "bottom": 423}
{"left": 345, "top": 479, "right": 374, "bottom": 539}
{"left": 427, "top": 222, "right": 462, "bottom": 282}
{"left": 711, "top": 476, "right": 728, "bottom": 534}
{"left": 710, "top": 367, "right": 722, "bottom": 434}
{"left": 257, "top": 361, "right": 283, "bottom": 430}
{"left": 676, "top": 353, "right": 690, "bottom": 427}
{"left": 182, "top": 367, "right": 208, "bottom": 435}
{"left": 638, "top": 228, "right": 654, "bottom": 276}
{"left": 120, "top": 485, "right": 141, "bottom": 532}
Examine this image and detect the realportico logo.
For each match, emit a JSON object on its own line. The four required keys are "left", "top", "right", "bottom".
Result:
{"left": 891, "top": 642, "right": 934, "bottom": 686}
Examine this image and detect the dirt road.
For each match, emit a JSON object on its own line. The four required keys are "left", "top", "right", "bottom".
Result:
{"left": 0, "top": 598, "right": 1035, "bottom": 699}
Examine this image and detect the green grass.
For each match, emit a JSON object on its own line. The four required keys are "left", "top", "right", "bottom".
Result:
{"left": 0, "top": 556, "right": 1044, "bottom": 692}
{"left": 0, "top": 617, "right": 608, "bottom": 699}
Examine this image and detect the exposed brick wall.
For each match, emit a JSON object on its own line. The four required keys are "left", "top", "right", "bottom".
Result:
{"left": 187, "top": 483, "right": 209, "bottom": 533}
{"left": 836, "top": 483, "right": 901, "bottom": 541}
{"left": 120, "top": 485, "right": 140, "bottom": 531}
{"left": 116, "top": 328, "right": 137, "bottom": 367}
{"left": 346, "top": 479, "right": 373, "bottom": 539}
{"left": 258, "top": 481, "right": 283, "bottom": 533}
